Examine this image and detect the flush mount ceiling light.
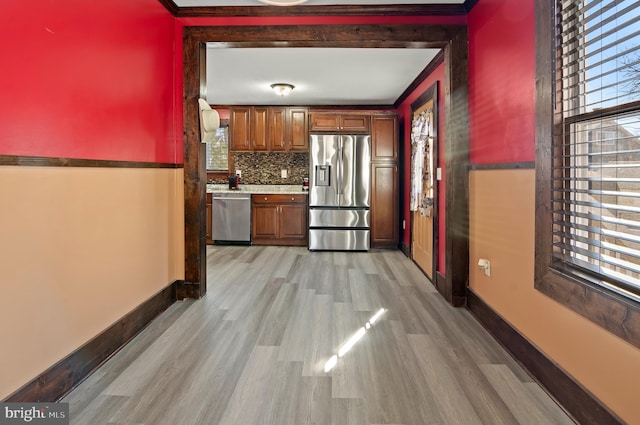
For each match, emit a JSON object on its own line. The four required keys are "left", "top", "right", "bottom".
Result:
{"left": 258, "top": 0, "right": 309, "bottom": 5}
{"left": 270, "top": 83, "right": 295, "bottom": 96}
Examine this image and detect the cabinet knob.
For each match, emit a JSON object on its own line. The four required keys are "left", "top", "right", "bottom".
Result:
{"left": 264, "top": 197, "right": 268, "bottom": 201}
{"left": 291, "top": 197, "right": 294, "bottom": 201}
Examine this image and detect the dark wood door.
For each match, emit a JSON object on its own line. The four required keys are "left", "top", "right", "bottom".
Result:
{"left": 288, "top": 107, "right": 308, "bottom": 151}
{"left": 229, "top": 107, "right": 251, "bottom": 150}
{"left": 279, "top": 204, "right": 307, "bottom": 240}
{"left": 341, "top": 114, "right": 370, "bottom": 132}
{"left": 269, "top": 107, "right": 287, "bottom": 151}
{"left": 251, "top": 107, "right": 269, "bottom": 150}
{"left": 309, "top": 113, "right": 340, "bottom": 131}
{"left": 371, "top": 115, "right": 398, "bottom": 161}
{"left": 371, "top": 162, "right": 399, "bottom": 248}
{"left": 252, "top": 204, "right": 279, "bottom": 240}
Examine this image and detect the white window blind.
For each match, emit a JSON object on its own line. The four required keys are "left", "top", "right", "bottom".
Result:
{"left": 206, "top": 125, "right": 229, "bottom": 171}
{"left": 552, "top": 0, "right": 640, "bottom": 300}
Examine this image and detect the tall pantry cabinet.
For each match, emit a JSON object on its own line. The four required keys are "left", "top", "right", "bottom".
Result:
{"left": 370, "top": 113, "right": 399, "bottom": 249}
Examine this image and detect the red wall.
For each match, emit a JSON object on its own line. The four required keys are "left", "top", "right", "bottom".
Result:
{"left": 0, "top": 0, "right": 176, "bottom": 163}
{"left": 468, "top": 0, "right": 535, "bottom": 164}
{"left": 398, "top": 62, "right": 446, "bottom": 272}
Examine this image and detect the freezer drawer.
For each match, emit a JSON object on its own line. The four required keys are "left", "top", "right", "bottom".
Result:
{"left": 309, "top": 229, "right": 370, "bottom": 251}
{"left": 309, "top": 208, "right": 370, "bottom": 228}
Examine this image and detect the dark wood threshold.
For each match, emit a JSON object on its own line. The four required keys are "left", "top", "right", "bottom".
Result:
{"left": 3, "top": 281, "right": 179, "bottom": 402}
{"left": 466, "top": 288, "right": 624, "bottom": 425}
{"left": 0, "top": 154, "right": 182, "bottom": 169}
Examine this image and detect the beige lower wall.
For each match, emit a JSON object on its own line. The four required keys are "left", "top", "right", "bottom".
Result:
{"left": 0, "top": 166, "right": 185, "bottom": 400}
{"left": 469, "top": 169, "right": 640, "bottom": 424}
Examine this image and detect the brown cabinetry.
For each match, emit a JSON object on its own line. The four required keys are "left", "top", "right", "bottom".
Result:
{"left": 269, "top": 107, "right": 309, "bottom": 151}
{"left": 370, "top": 113, "right": 399, "bottom": 248}
{"left": 231, "top": 106, "right": 308, "bottom": 151}
{"left": 371, "top": 162, "right": 399, "bottom": 247}
{"left": 206, "top": 192, "right": 214, "bottom": 245}
{"left": 229, "top": 106, "right": 268, "bottom": 151}
{"left": 252, "top": 194, "right": 308, "bottom": 246}
{"left": 371, "top": 114, "right": 399, "bottom": 161}
{"left": 309, "top": 112, "right": 370, "bottom": 133}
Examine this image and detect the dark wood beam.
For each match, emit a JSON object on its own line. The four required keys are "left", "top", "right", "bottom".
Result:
{"left": 172, "top": 4, "right": 467, "bottom": 18}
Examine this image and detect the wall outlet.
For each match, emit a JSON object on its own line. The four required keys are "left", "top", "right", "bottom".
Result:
{"left": 236, "top": 170, "right": 241, "bottom": 178}
{"left": 281, "top": 169, "right": 288, "bottom": 178}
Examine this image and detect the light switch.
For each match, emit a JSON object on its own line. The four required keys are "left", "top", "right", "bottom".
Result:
{"left": 436, "top": 168, "right": 442, "bottom": 180}
{"left": 281, "top": 169, "right": 288, "bottom": 178}
{"left": 236, "top": 170, "right": 242, "bottom": 178}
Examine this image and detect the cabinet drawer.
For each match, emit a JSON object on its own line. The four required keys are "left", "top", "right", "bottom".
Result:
{"left": 252, "top": 194, "right": 308, "bottom": 204}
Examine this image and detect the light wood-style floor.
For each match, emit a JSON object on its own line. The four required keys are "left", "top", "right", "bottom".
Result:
{"left": 63, "top": 246, "right": 575, "bottom": 425}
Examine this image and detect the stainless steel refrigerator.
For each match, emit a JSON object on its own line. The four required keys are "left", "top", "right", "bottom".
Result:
{"left": 308, "top": 134, "right": 371, "bottom": 251}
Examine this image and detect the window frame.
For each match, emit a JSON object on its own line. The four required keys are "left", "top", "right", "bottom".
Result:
{"left": 205, "top": 118, "right": 233, "bottom": 181}
{"left": 535, "top": 0, "right": 640, "bottom": 349}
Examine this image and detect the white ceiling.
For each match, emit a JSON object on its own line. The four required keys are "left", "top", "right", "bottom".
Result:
{"left": 205, "top": 47, "right": 440, "bottom": 106}
{"left": 197, "top": 0, "right": 460, "bottom": 106}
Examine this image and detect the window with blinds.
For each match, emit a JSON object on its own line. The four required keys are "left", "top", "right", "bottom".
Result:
{"left": 206, "top": 125, "right": 229, "bottom": 172}
{"left": 553, "top": 0, "right": 640, "bottom": 301}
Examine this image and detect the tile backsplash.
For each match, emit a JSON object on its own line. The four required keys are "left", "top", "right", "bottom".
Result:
{"left": 229, "top": 152, "right": 309, "bottom": 185}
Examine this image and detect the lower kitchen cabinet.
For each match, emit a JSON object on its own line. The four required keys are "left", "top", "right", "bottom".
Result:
{"left": 252, "top": 194, "right": 308, "bottom": 246}
{"left": 371, "top": 162, "right": 399, "bottom": 248}
{"left": 206, "top": 193, "right": 214, "bottom": 245}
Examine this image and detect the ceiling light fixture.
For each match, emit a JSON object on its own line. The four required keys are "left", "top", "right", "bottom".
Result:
{"left": 271, "top": 83, "right": 295, "bottom": 96}
{"left": 258, "top": 0, "right": 309, "bottom": 5}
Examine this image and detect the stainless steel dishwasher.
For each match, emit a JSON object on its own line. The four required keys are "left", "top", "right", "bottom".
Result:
{"left": 211, "top": 192, "right": 251, "bottom": 243}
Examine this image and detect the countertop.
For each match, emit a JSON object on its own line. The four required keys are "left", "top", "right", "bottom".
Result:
{"left": 207, "top": 184, "right": 308, "bottom": 195}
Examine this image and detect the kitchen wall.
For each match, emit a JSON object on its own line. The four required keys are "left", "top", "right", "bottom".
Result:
{"left": 467, "top": 0, "right": 640, "bottom": 422}
{"left": 0, "top": 0, "right": 180, "bottom": 400}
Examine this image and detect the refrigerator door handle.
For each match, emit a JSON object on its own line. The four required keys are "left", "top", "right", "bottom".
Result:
{"left": 338, "top": 145, "right": 344, "bottom": 195}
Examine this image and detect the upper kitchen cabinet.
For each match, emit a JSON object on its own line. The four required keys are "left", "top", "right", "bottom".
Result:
{"left": 269, "top": 107, "right": 308, "bottom": 151}
{"left": 232, "top": 106, "right": 308, "bottom": 152}
{"left": 371, "top": 113, "right": 399, "bottom": 162}
{"left": 309, "top": 111, "right": 370, "bottom": 133}
{"left": 229, "top": 106, "right": 268, "bottom": 151}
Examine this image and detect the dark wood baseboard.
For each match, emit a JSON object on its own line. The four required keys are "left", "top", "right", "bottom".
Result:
{"left": 435, "top": 271, "right": 446, "bottom": 295}
{"left": 466, "top": 288, "right": 623, "bottom": 425}
{"left": 3, "top": 281, "right": 179, "bottom": 403}
{"left": 177, "top": 281, "right": 202, "bottom": 300}
{"left": 399, "top": 242, "right": 411, "bottom": 257}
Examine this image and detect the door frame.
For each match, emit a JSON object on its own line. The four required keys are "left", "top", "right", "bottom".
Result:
{"left": 410, "top": 81, "right": 439, "bottom": 285}
{"left": 181, "top": 24, "right": 469, "bottom": 306}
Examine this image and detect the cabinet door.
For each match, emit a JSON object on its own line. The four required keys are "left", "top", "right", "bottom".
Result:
{"left": 206, "top": 193, "right": 213, "bottom": 244}
{"left": 288, "top": 107, "right": 308, "bottom": 151}
{"left": 309, "top": 113, "right": 340, "bottom": 131}
{"left": 341, "top": 114, "right": 370, "bottom": 133}
{"left": 252, "top": 204, "right": 279, "bottom": 240}
{"left": 269, "top": 107, "right": 287, "bottom": 151}
{"left": 371, "top": 115, "right": 398, "bottom": 161}
{"left": 370, "top": 162, "right": 399, "bottom": 248}
{"left": 279, "top": 203, "right": 307, "bottom": 240}
{"left": 251, "top": 107, "right": 269, "bottom": 150}
{"left": 230, "top": 107, "right": 251, "bottom": 150}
